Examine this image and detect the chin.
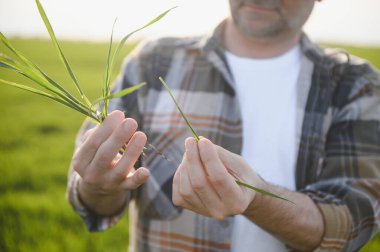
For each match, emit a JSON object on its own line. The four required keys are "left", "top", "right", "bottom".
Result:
{"left": 237, "top": 20, "right": 285, "bottom": 39}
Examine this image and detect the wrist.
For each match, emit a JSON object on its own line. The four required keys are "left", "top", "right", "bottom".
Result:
{"left": 243, "top": 178, "right": 269, "bottom": 216}
{"left": 77, "top": 178, "right": 129, "bottom": 216}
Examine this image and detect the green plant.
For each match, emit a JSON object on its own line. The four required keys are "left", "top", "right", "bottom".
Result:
{"left": 0, "top": 0, "right": 174, "bottom": 124}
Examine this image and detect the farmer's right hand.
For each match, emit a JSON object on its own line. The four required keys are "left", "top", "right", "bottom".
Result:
{"left": 71, "top": 110, "right": 149, "bottom": 215}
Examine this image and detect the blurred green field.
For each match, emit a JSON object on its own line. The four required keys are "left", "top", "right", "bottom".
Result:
{"left": 0, "top": 39, "right": 379, "bottom": 252}
{"left": 0, "top": 39, "right": 137, "bottom": 252}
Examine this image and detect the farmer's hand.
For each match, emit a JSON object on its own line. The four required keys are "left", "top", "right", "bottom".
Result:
{"left": 173, "top": 138, "right": 325, "bottom": 251}
{"left": 172, "top": 137, "right": 263, "bottom": 220}
{"left": 71, "top": 110, "right": 149, "bottom": 215}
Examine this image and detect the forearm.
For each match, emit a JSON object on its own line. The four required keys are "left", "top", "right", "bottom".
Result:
{"left": 77, "top": 177, "right": 130, "bottom": 216}
{"left": 244, "top": 181, "right": 324, "bottom": 251}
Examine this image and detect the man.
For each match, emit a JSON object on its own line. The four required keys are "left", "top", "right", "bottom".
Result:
{"left": 67, "top": 0, "right": 380, "bottom": 251}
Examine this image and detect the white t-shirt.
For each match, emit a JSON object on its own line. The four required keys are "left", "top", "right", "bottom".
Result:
{"left": 225, "top": 45, "right": 302, "bottom": 252}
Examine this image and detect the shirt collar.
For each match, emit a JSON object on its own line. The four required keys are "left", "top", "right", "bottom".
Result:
{"left": 195, "top": 19, "right": 329, "bottom": 66}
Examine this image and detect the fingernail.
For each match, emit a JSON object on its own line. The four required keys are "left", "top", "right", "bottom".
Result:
{"left": 185, "top": 137, "right": 195, "bottom": 150}
{"left": 124, "top": 118, "right": 137, "bottom": 130}
{"left": 198, "top": 138, "right": 210, "bottom": 150}
{"left": 134, "top": 133, "right": 146, "bottom": 147}
{"left": 110, "top": 110, "right": 125, "bottom": 120}
{"left": 139, "top": 168, "right": 149, "bottom": 177}
{"left": 198, "top": 137, "right": 206, "bottom": 144}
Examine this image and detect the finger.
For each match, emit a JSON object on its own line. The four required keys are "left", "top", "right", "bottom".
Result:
{"left": 120, "top": 167, "right": 150, "bottom": 190}
{"left": 172, "top": 163, "right": 183, "bottom": 206}
{"left": 184, "top": 138, "right": 224, "bottom": 217}
{"left": 198, "top": 138, "right": 240, "bottom": 200}
{"left": 81, "top": 127, "right": 96, "bottom": 143}
{"left": 172, "top": 163, "right": 210, "bottom": 217}
{"left": 72, "top": 127, "right": 96, "bottom": 164}
{"left": 92, "top": 118, "right": 138, "bottom": 170}
{"left": 215, "top": 145, "right": 261, "bottom": 187}
{"left": 178, "top": 157, "right": 208, "bottom": 213}
{"left": 72, "top": 110, "right": 125, "bottom": 173}
{"left": 111, "top": 131, "right": 147, "bottom": 181}
{"left": 215, "top": 145, "right": 248, "bottom": 181}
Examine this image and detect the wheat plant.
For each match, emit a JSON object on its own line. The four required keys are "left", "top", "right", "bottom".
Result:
{"left": 0, "top": 0, "right": 173, "bottom": 124}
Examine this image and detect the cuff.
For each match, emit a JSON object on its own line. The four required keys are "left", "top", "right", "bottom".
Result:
{"left": 312, "top": 201, "right": 352, "bottom": 251}
{"left": 67, "top": 172, "right": 127, "bottom": 232}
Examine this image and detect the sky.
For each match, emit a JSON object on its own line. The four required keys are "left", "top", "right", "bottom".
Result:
{"left": 0, "top": 0, "right": 379, "bottom": 46}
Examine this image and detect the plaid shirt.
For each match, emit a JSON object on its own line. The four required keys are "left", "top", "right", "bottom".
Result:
{"left": 67, "top": 21, "right": 380, "bottom": 252}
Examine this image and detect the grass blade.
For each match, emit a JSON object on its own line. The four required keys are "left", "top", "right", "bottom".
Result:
{"left": 105, "top": 7, "right": 177, "bottom": 96}
{"left": 159, "top": 76, "right": 199, "bottom": 141}
{"left": 0, "top": 32, "right": 39, "bottom": 70}
{"left": 0, "top": 36, "right": 90, "bottom": 112}
{"left": 159, "top": 77, "right": 293, "bottom": 203}
{"left": 0, "top": 78, "right": 58, "bottom": 99}
{"left": 0, "top": 54, "right": 63, "bottom": 95}
{"left": 1, "top": 1, "right": 173, "bottom": 124}
{"left": 102, "top": 19, "right": 117, "bottom": 119}
{"left": 35, "top": 0, "right": 91, "bottom": 106}
{"left": 101, "top": 8, "right": 175, "bottom": 119}
{"left": 94, "top": 82, "right": 146, "bottom": 105}
{"left": 0, "top": 53, "right": 92, "bottom": 114}
{"left": 0, "top": 79, "right": 98, "bottom": 121}
{"left": 235, "top": 181, "right": 295, "bottom": 204}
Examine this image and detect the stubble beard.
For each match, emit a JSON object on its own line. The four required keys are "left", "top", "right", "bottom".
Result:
{"left": 232, "top": 14, "right": 286, "bottom": 39}
{"left": 230, "top": 0, "right": 287, "bottom": 40}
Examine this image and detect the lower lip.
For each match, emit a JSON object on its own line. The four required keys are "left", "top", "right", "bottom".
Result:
{"left": 242, "top": 4, "right": 276, "bottom": 13}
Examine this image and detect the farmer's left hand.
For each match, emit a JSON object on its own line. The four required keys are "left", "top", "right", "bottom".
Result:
{"left": 172, "top": 137, "right": 263, "bottom": 220}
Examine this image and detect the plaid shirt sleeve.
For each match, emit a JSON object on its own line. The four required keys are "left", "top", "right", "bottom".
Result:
{"left": 301, "top": 61, "right": 380, "bottom": 251}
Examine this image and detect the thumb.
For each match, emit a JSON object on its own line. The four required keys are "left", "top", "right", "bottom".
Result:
{"left": 215, "top": 145, "right": 249, "bottom": 180}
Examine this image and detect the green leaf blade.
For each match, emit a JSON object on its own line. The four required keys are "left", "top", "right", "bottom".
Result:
{"left": 0, "top": 32, "right": 35, "bottom": 69}
{"left": 0, "top": 37, "right": 86, "bottom": 111}
{"left": 105, "top": 7, "right": 176, "bottom": 97}
{"left": 159, "top": 76, "right": 200, "bottom": 141}
{"left": 0, "top": 78, "right": 56, "bottom": 99}
{"left": 102, "top": 18, "right": 118, "bottom": 119}
{"left": 101, "top": 8, "right": 175, "bottom": 119}
{"left": 94, "top": 82, "right": 146, "bottom": 105}
{"left": 235, "top": 180, "right": 295, "bottom": 204}
{"left": 0, "top": 78, "right": 98, "bottom": 120}
{"left": 0, "top": 53, "right": 91, "bottom": 114}
{"left": 35, "top": 0, "right": 91, "bottom": 107}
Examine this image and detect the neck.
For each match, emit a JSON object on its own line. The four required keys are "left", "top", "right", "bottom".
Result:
{"left": 223, "top": 18, "right": 301, "bottom": 59}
